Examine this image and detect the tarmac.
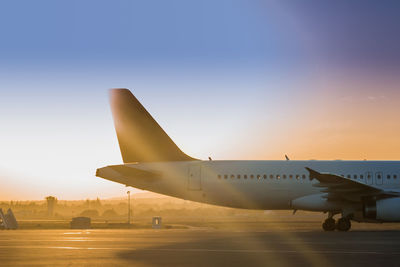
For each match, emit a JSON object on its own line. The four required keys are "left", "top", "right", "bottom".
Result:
{"left": 1, "top": 226, "right": 400, "bottom": 266}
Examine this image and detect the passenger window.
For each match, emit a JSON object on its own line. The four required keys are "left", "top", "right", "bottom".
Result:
{"left": 377, "top": 174, "right": 381, "bottom": 179}
{"left": 277, "top": 175, "right": 280, "bottom": 179}
{"left": 394, "top": 175, "right": 397, "bottom": 179}
{"left": 237, "top": 174, "right": 241, "bottom": 179}
{"left": 250, "top": 174, "right": 254, "bottom": 179}
{"left": 289, "top": 175, "right": 293, "bottom": 179}
{"left": 231, "top": 175, "right": 235, "bottom": 179}
{"left": 269, "top": 174, "right": 274, "bottom": 179}
{"left": 360, "top": 175, "right": 364, "bottom": 179}
{"left": 257, "top": 174, "right": 261, "bottom": 179}
{"left": 282, "top": 174, "right": 286, "bottom": 179}
{"left": 295, "top": 175, "right": 300, "bottom": 180}
{"left": 302, "top": 174, "right": 306, "bottom": 179}
{"left": 353, "top": 175, "right": 357, "bottom": 179}
{"left": 244, "top": 175, "right": 247, "bottom": 179}
{"left": 387, "top": 174, "right": 391, "bottom": 179}
{"left": 218, "top": 175, "right": 221, "bottom": 179}
{"left": 263, "top": 174, "right": 267, "bottom": 179}
{"left": 347, "top": 175, "right": 351, "bottom": 178}
{"left": 224, "top": 175, "right": 228, "bottom": 179}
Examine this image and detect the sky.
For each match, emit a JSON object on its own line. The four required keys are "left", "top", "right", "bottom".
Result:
{"left": 1, "top": 0, "right": 400, "bottom": 200}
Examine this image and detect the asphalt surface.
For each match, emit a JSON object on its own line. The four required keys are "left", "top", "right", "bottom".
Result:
{"left": 1, "top": 227, "right": 400, "bottom": 266}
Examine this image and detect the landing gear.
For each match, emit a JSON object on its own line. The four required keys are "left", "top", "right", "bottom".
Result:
{"left": 322, "top": 218, "right": 336, "bottom": 231}
{"left": 322, "top": 210, "right": 352, "bottom": 232}
{"left": 322, "top": 217, "right": 352, "bottom": 232}
{"left": 336, "top": 217, "right": 351, "bottom": 232}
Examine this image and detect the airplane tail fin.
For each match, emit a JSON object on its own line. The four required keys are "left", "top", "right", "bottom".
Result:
{"left": 109, "top": 88, "right": 197, "bottom": 163}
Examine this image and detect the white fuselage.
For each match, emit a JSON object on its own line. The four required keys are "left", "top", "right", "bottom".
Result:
{"left": 110, "top": 160, "right": 400, "bottom": 210}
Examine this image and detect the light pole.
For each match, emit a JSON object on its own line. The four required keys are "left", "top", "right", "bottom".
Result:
{"left": 127, "top": 191, "right": 131, "bottom": 224}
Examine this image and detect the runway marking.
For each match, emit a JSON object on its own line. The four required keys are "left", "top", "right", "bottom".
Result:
{"left": 63, "top": 231, "right": 91, "bottom": 235}
{"left": 0, "top": 245, "right": 399, "bottom": 255}
{"left": 0, "top": 239, "right": 395, "bottom": 246}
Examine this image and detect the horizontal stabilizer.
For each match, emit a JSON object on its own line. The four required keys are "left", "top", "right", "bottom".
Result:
{"left": 96, "top": 164, "right": 161, "bottom": 186}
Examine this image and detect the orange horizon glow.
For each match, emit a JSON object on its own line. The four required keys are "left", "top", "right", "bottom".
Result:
{"left": 1, "top": 75, "right": 400, "bottom": 201}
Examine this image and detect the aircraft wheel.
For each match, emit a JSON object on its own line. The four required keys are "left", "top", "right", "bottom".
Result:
{"left": 322, "top": 218, "right": 336, "bottom": 231}
{"left": 336, "top": 218, "right": 351, "bottom": 232}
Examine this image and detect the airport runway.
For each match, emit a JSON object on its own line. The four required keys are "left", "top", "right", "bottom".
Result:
{"left": 1, "top": 228, "right": 400, "bottom": 266}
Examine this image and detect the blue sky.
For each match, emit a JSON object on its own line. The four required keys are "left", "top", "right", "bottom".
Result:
{"left": 1, "top": 1, "right": 301, "bottom": 67}
{"left": 1, "top": 0, "right": 400, "bottom": 71}
{"left": 1, "top": 0, "right": 400, "bottom": 200}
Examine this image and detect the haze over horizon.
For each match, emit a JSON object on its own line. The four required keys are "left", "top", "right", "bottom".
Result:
{"left": 1, "top": 0, "right": 400, "bottom": 200}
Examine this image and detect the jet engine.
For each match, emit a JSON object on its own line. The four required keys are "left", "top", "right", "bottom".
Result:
{"left": 363, "top": 197, "right": 400, "bottom": 222}
{"left": 291, "top": 194, "right": 342, "bottom": 212}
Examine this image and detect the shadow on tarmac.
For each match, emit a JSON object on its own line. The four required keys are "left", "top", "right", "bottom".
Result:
{"left": 117, "top": 231, "right": 400, "bottom": 267}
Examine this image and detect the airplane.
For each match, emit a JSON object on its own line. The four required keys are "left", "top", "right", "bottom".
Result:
{"left": 97, "top": 88, "right": 400, "bottom": 231}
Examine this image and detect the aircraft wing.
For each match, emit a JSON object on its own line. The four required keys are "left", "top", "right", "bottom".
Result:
{"left": 305, "top": 167, "right": 400, "bottom": 202}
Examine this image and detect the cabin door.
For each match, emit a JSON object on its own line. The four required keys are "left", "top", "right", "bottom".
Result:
{"left": 375, "top": 172, "right": 383, "bottom": 185}
{"left": 365, "top": 172, "right": 373, "bottom": 185}
{"left": 188, "top": 164, "right": 202, "bottom": 190}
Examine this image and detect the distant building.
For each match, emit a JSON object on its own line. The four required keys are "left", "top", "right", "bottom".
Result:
{"left": 45, "top": 196, "right": 57, "bottom": 216}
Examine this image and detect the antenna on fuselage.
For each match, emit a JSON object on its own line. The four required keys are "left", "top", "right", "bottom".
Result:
{"left": 285, "top": 155, "right": 290, "bottom": 161}
{"left": 208, "top": 157, "right": 212, "bottom": 161}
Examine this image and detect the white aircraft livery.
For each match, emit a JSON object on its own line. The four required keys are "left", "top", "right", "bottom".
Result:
{"left": 97, "top": 88, "right": 400, "bottom": 231}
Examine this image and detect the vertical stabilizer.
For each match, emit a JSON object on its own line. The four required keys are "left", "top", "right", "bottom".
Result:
{"left": 110, "top": 89, "right": 197, "bottom": 163}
